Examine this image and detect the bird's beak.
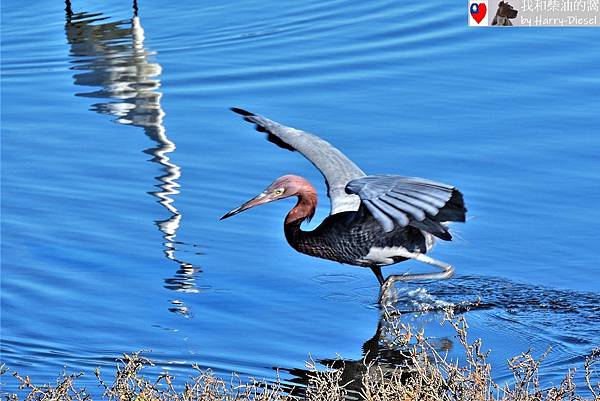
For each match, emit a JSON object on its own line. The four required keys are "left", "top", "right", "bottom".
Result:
{"left": 220, "top": 192, "right": 271, "bottom": 220}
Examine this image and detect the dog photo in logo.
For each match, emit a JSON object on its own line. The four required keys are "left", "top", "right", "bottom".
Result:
{"left": 492, "top": 1, "right": 518, "bottom": 25}
{"left": 469, "top": 0, "right": 488, "bottom": 26}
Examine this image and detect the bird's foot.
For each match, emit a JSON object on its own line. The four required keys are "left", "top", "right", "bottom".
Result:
{"left": 377, "top": 261, "right": 455, "bottom": 305}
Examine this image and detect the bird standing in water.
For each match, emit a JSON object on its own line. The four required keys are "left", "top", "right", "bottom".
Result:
{"left": 221, "top": 108, "right": 467, "bottom": 296}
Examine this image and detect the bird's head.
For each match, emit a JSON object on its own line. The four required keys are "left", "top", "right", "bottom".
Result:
{"left": 220, "top": 175, "right": 312, "bottom": 220}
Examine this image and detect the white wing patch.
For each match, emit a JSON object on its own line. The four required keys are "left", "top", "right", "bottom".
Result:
{"left": 358, "top": 246, "right": 416, "bottom": 266}
{"left": 358, "top": 230, "right": 436, "bottom": 266}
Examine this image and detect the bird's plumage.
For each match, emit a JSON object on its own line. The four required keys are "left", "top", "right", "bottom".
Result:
{"left": 345, "top": 175, "right": 466, "bottom": 239}
{"left": 231, "top": 107, "right": 366, "bottom": 214}
{"left": 225, "top": 108, "right": 467, "bottom": 288}
{"left": 284, "top": 207, "right": 429, "bottom": 267}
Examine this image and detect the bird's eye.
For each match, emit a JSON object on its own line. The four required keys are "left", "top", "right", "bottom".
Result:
{"left": 273, "top": 188, "right": 285, "bottom": 196}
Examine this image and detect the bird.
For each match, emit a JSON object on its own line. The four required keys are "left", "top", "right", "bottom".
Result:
{"left": 221, "top": 108, "right": 467, "bottom": 296}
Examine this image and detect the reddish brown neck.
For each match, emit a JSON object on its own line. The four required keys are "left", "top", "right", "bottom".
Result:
{"left": 284, "top": 180, "right": 317, "bottom": 226}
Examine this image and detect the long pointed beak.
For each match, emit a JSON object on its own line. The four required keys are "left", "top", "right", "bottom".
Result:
{"left": 220, "top": 192, "right": 270, "bottom": 220}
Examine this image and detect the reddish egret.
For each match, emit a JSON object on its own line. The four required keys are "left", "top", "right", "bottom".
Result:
{"left": 222, "top": 108, "right": 466, "bottom": 293}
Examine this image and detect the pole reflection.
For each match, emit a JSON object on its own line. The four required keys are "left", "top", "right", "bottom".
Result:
{"left": 64, "top": 0, "right": 200, "bottom": 316}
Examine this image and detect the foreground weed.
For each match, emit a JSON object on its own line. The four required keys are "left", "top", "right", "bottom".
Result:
{"left": 2, "top": 311, "right": 598, "bottom": 401}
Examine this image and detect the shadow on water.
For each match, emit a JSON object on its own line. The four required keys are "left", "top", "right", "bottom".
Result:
{"left": 64, "top": 0, "right": 202, "bottom": 317}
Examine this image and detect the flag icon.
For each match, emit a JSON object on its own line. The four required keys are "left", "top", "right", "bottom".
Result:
{"left": 469, "top": 0, "right": 489, "bottom": 26}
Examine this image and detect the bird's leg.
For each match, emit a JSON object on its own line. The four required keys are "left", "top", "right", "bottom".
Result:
{"left": 379, "top": 275, "right": 398, "bottom": 305}
{"left": 378, "top": 252, "right": 455, "bottom": 304}
{"left": 412, "top": 253, "right": 455, "bottom": 280}
{"left": 370, "top": 265, "right": 386, "bottom": 286}
{"left": 370, "top": 265, "right": 398, "bottom": 305}
{"left": 385, "top": 253, "right": 454, "bottom": 284}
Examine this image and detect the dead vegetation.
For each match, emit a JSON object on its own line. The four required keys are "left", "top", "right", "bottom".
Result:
{"left": 2, "top": 309, "right": 598, "bottom": 401}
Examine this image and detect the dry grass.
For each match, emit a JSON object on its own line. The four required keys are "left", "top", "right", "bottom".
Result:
{"left": 2, "top": 310, "right": 598, "bottom": 401}
{"left": 358, "top": 308, "right": 599, "bottom": 401}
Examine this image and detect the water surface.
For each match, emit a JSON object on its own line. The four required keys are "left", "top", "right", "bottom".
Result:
{"left": 2, "top": 0, "right": 599, "bottom": 397}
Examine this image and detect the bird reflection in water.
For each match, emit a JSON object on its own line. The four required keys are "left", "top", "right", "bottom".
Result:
{"left": 64, "top": 0, "right": 201, "bottom": 316}
{"left": 279, "top": 307, "right": 454, "bottom": 400}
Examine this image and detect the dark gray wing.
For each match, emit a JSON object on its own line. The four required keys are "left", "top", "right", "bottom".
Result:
{"left": 346, "top": 175, "right": 466, "bottom": 239}
{"left": 231, "top": 108, "right": 366, "bottom": 214}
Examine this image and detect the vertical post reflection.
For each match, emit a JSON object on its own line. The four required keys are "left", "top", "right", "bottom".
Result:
{"left": 65, "top": 1, "right": 200, "bottom": 316}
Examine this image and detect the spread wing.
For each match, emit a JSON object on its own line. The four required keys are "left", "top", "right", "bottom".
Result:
{"left": 231, "top": 108, "right": 366, "bottom": 214}
{"left": 346, "top": 175, "right": 466, "bottom": 239}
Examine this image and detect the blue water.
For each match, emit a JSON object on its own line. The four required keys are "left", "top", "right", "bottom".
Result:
{"left": 2, "top": 0, "right": 599, "bottom": 397}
